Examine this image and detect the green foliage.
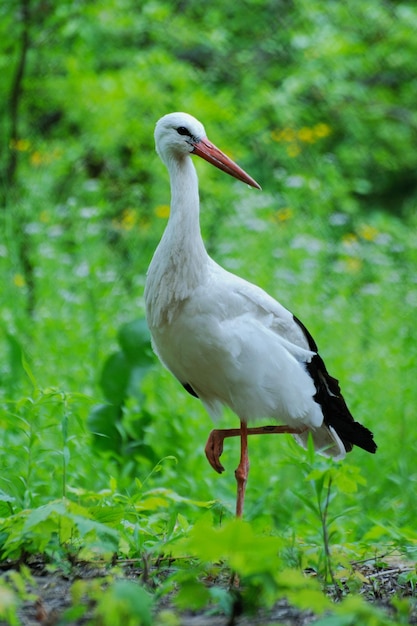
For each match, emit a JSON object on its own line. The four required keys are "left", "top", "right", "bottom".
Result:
{"left": 166, "top": 516, "right": 408, "bottom": 624}
{"left": 91, "top": 579, "right": 154, "bottom": 626}
{"left": 67, "top": 577, "right": 154, "bottom": 626}
{"left": 0, "top": 467, "right": 215, "bottom": 563}
{"left": 0, "top": 499, "right": 120, "bottom": 561}
{"left": 3, "top": 0, "right": 417, "bottom": 222}
{"left": 87, "top": 318, "right": 157, "bottom": 464}
{"left": 314, "top": 595, "right": 401, "bottom": 626}
{"left": 0, "top": 567, "right": 36, "bottom": 626}
{"left": 98, "top": 319, "right": 153, "bottom": 404}
{"left": 0, "top": 0, "right": 417, "bottom": 622}
{"left": 0, "top": 381, "right": 91, "bottom": 510}
{"left": 285, "top": 438, "right": 368, "bottom": 584}
{"left": 168, "top": 516, "right": 331, "bottom": 616}
{"left": 0, "top": 583, "right": 20, "bottom": 626}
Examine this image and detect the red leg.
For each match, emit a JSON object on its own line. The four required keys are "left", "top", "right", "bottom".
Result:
{"left": 204, "top": 424, "right": 306, "bottom": 474}
{"left": 235, "top": 421, "right": 249, "bottom": 518}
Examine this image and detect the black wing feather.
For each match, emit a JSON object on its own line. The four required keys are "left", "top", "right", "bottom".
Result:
{"left": 183, "top": 382, "right": 199, "bottom": 398}
{"left": 293, "top": 315, "right": 377, "bottom": 454}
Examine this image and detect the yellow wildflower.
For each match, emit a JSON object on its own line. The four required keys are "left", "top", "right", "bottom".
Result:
{"left": 30, "top": 151, "right": 43, "bottom": 166}
{"left": 342, "top": 233, "right": 358, "bottom": 247}
{"left": 313, "top": 123, "right": 331, "bottom": 139}
{"left": 120, "top": 208, "right": 137, "bottom": 230}
{"left": 13, "top": 274, "right": 26, "bottom": 288}
{"left": 155, "top": 204, "right": 170, "bottom": 219}
{"left": 271, "top": 128, "right": 296, "bottom": 143}
{"left": 275, "top": 207, "right": 293, "bottom": 222}
{"left": 345, "top": 257, "right": 362, "bottom": 273}
{"left": 298, "top": 127, "right": 315, "bottom": 143}
{"left": 358, "top": 224, "right": 379, "bottom": 242}
{"left": 10, "top": 138, "right": 31, "bottom": 152}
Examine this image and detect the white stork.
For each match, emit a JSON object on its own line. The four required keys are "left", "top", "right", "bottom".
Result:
{"left": 145, "top": 112, "right": 376, "bottom": 518}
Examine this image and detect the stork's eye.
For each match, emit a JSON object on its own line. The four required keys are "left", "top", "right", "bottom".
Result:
{"left": 176, "top": 126, "right": 192, "bottom": 137}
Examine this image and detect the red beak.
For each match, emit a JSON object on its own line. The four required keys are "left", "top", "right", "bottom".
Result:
{"left": 192, "top": 138, "right": 261, "bottom": 190}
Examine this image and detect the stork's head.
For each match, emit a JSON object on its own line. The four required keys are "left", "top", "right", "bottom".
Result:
{"left": 155, "top": 112, "right": 205, "bottom": 160}
{"left": 155, "top": 112, "right": 261, "bottom": 189}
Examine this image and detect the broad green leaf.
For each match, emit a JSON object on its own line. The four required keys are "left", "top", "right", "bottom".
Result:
{"left": 118, "top": 319, "right": 154, "bottom": 366}
{"left": 93, "top": 580, "right": 153, "bottom": 626}
{"left": 175, "top": 579, "right": 210, "bottom": 610}
{"left": 87, "top": 403, "right": 123, "bottom": 454}
{"left": 100, "top": 351, "right": 130, "bottom": 404}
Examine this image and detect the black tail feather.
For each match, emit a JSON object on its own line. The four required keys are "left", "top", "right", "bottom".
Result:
{"left": 307, "top": 353, "right": 377, "bottom": 454}
{"left": 293, "top": 315, "right": 377, "bottom": 455}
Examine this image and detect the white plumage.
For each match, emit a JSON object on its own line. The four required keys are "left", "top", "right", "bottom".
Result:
{"left": 145, "top": 112, "right": 376, "bottom": 516}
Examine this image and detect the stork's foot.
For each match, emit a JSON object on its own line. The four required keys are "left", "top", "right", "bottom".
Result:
{"left": 204, "top": 430, "right": 224, "bottom": 474}
{"left": 205, "top": 428, "right": 237, "bottom": 473}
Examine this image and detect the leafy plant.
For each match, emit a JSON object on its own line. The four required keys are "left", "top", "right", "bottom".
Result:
{"left": 0, "top": 567, "right": 36, "bottom": 626}
{"left": 70, "top": 578, "right": 154, "bottom": 626}
{"left": 289, "top": 438, "right": 367, "bottom": 586}
{"left": 0, "top": 499, "right": 120, "bottom": 562}
{"left": 166, "top": 516, "right": 331, "bottom": 618}
{"left": 88, "top": 318, "right": 157, "bottom": 466}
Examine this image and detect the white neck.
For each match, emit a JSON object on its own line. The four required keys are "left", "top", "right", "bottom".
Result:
{"left": 165, "top": 153, "right": 206, "bottom": 254}
{"left": 145, "top": 153, "right": 210, "bottom": 327}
